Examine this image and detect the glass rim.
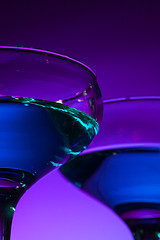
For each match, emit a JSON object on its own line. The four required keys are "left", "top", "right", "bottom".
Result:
{"left": 0, "top": 45, "right": 97, "bottom": 79}
{"left": 79, "top": 96, "right": 160, "bottom": 155}
{"left": 103, "top": 96, "right": 160, "bottom": 104}
{"left": 78, "top": 144, "right": 160, "bottom": 155}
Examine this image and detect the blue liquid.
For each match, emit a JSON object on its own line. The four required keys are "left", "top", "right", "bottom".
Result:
{"left": 0, "top": 96, "right": 98, "bottom": 187}
{"left": 60, "top": 147, "right": 160, "bottom": 213}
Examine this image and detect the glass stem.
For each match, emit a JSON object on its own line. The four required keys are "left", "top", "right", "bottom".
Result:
{"left": 0, "top": 212, "right": 13, "bottom": 240}
{"left": 0, "top": 190, "right": 24, "bottom": 240}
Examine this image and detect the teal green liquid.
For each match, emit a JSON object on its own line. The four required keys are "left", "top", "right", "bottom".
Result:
{"left": 0, "top": 96, "right": 98, "bottom": 186}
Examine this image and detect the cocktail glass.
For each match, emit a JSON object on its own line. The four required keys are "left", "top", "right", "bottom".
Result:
{"left": 0, "top": 46, "right": 103, "bottom": 240}
{"left": 60, "top": 97, "right": 160, "bottom": 240}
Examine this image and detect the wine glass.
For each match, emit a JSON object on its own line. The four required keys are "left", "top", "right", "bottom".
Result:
{"left": 0, "top": 46, "right": 103, "bottom": 240}
{"left": 60, "top": 97, "right": 160, "bottom": 240}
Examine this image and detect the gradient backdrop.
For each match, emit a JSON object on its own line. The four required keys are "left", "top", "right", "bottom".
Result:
{"left": 0, "top": 0, "right": 160, "bottom": 239}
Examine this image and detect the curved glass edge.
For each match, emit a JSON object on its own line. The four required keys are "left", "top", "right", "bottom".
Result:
{"left": 103, "top": 96, "right": 160, "bottom": 104}
{"left": 0, "top": 46, "right": 103, "bottom": 124}
{"left": 0, "top": 46, "right": 97, "bottom": 79}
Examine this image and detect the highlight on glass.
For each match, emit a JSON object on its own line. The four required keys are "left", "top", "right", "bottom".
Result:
{"left": 0, "top": 46, "right": 103, "bottom": 240}
{"left": 60, "top": 97, "right": 160, "bottom": 240}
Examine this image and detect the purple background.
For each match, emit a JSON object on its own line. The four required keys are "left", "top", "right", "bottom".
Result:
{"left": 1, "top": 0, "right": 160, "bottom": 239}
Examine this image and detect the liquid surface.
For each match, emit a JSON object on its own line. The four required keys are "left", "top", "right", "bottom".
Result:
{"left": 60, "top": 147, "right": 160, "bottom": 213}
{"left": 0, "top": 96, "right": 98, "bottom": 187}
